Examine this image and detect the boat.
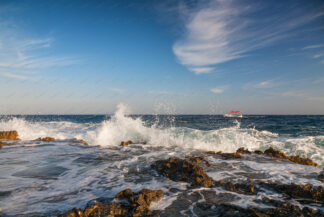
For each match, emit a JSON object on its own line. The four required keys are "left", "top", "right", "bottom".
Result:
{"left": 224, "top": 110, "right": 243, "bottom": 118}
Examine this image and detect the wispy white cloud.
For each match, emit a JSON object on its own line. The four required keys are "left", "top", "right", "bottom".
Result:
{"left": 0, "top": 72, "right": 30, "bottom": 80}
{"left": 0, "top": 16, "right": 79, "bottom": 80}
{"left": 313, "top": 53, "right": 324, "bottom": 58}
{"left": 254, "top": 80, "right": 275, "bottom": 88}
{"left": 210, "top": 88, "right": 224, "bottom": 94}
{"left": 189, "top": 66, "right": 215, "bottom": 74}
{"left": 110, "top": 88, "right": 125, "bottom": 94}
{"left": 173, "top": 0, "right": 323, "bottom": 74}
{"left": 282, "top": 91, "right": 324, "bottom": 101}
{"left": 303, "top": 44, "right": 324, "bottom": 50}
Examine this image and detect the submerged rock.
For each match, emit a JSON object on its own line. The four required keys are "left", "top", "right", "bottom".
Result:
{"left": 35, "top": 137, "right": 55, "bottom": 142}
{"left": 120, "top": 140, "right": 133, "bottom": 146}
{"left": 61, "top": 188, "right": 163, "bottom": 217}
{"left": 236, "top": 147, "right": 251, "bottom": 154}
{"left": 231, "top": 147, "right": 318, "bottom": 167}
{"left": 262, "top": 147, "right": 317, "bottom": 167}
{"left": 159, "top": 189, "right": 323, "bottom": 217}
{"left": 261, "top": 182, "right": 324, "bottom": 202}
{"left": 151, "top": 156, "right": 214, "bottom": 188}
{"left": 215, "top": 180, "right": 256, "bottom": 195}
{"left": 67, "top": 138, "right": 89, "bottom": 145}
{"left": 220, "top": 152, "right": 242, "bottom": 159}
{"left": 318, "top": 171, "right": 324, "bottom": 183}
{"left": 0, "top": 131, "right": 19, "bottom": 140}
{"left": 0, "top": 141, "right": 17, "bottom": 149}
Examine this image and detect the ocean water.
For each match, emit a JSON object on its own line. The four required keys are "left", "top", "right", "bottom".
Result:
{"left": 0, "top": 104, "right": 323, "bottom": 216}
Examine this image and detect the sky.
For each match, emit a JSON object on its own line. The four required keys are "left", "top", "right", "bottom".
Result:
{"left": 0, "top": 0, "right": 324, "bottom": 114}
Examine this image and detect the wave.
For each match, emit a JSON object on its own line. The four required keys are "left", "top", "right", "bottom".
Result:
{"left": 0, "top": 103, "right": 323, "bottom": 166}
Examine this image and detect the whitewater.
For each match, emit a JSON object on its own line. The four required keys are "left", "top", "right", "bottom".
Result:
{"left": 0, "top": 104, "right": 323, "bottom": 216}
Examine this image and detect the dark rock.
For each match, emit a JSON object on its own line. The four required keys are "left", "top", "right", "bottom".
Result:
{"left": 263, "top": 147, "right": 317, "bottom": 167}
{"left": 236, "top": 147, "right": 252, "bottom": 154}
{"left": 214, "top": 180, "right": 256, "bottom": 195}
{"left": 61, "top": 188, "right": 163, "bottom": 217}
{"left": 0, "top": 141, "right": 17, "bottom": 149}
{"left": 0, "top": 131, "right": 19, "bottom": 140}
{"left": 67, "top": 138, "right": 89, "bottom": 145}
{"left": 287, "top": 155, "right": 317, "bottom": 167}
{"left": 318, "top": 171, "right": 324, "bottom": 183}
{"left": 260, "top": 182, "right": 324, "bottom": 202}
{"left": 151, "top": 156, "right": 214, "bottom": 188}
{"left": 220, "top": 152, "right": 242, "bottom": 159}
{"left": 35, "top": 137, "right": 55, "bottom": 141}
{"left": 254, "top": 150, "right": 263, "bottom": 154}
{"left": 120, "top": 140, "right": 133, "bottom": 146}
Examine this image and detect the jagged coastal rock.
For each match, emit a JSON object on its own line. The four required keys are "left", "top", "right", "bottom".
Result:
{"left": 35, "top": 137, "right": 56, "bottom": 141}
{"left": 120, "top": 140, "right": 133, "bottom": 146}
{"left": 0, "top": 131, "right": 19, "bottom": 140}
{"left": 61, "top": 188, "right": 164, "bottom": 217}
{"left": 151, "top": 156, "right": 214, "bottom": 188}
{"left": 206, "top": 147, "right": 318, "bottom": 167}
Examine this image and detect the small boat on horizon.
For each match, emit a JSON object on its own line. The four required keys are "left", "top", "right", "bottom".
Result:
{"left": 224, "top": 110, "right": 243, "bottom": 118}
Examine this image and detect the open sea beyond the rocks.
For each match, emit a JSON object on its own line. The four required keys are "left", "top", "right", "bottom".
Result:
{"left": 0, "top": 105, "right": 323, "bottom": 216}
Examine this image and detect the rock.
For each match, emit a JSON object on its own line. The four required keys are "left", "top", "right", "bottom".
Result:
{"left": 206, "top": 151, "right": 216, "bottom": 154}
{"left": 121, "top": 140, "right": 133, "bottom": 146}
{"left": 264, "top": 147, "right": 287, "bottom": 159}
{"left": 263, "top": 147, "right": 317, "bottom": 167}
{"left": 61, "top": 188, "right": 163, "bottom": 217}
{"left": 261, "top": 182, "right": 324, "bottom": 202}
{"left": 254, "top": 150, "right": 263, "bottom": 154}
{"left": 35, "top": 137, "right": 55, "bottom": 142}
{"left": 220, "top": 152, "right": 242, "bottom": 159}
{"left": 0, "top": 131, "right": 19, "bottom": 140}
{"left": 318, "top": 171, "right": 324, "bottom": 183}
{"left": 231, "top": 147, "right": 317, "bottom": 167}
{"left": 287, "top": 155, "right": 317, "bottom": 167}
{"left": 151, "top": 156, "right": 214, "bottom": 188}
{"left": 236, "top": 147, "right": 251, "bottom": 154}
{"left": 0, "top": 141, "right": 16, "bottom": 149}
{"left": 214, "top": 180, "right": 256, "bottom": 195}
{"left": 67, "top": 138, "right": 89, "bottom": 145}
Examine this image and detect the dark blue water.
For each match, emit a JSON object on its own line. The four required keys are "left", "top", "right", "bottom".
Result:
{"left": 1, "top": 114, "right": 323, "bottom": 137}
{"left": 0, "top": 113, "right": 323, "bottom": 216}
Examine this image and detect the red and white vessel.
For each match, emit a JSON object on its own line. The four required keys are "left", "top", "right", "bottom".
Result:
{"left": 224, "top": 110, "right": 243, "bottom": 118}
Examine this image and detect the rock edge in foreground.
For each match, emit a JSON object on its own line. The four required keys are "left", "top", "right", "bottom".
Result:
{"left": 61, "top": 188, "right": 164, "bottom": 217}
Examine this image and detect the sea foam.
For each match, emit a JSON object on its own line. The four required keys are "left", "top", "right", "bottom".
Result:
{"left": 0, "top": 104, "right": 323, "bottom": 166}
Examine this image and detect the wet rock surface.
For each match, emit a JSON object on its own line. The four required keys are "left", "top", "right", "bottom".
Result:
{"left": 120, "top": 140, "right": 133, "bottom": 146}
{"left": 67, "top": 138, "right": 89, "bottom": 145}
{"left": 61, "top": 188, "right": 163, "bottom": 217}
{"left": 260, "top": 182, "right": 324, "bottom": 202}
{"left": 35, "top": 137, "right": 56, "bottom": 141}
{"left": 208, "top": 147, "right": 318, "bottom": 167}
{"left": 158, "top": 189, "right": 324, "bottom": 217}
{"left": 261, "top": 147, "right": 318, "bottom": 167}
{"left": 151, "top": 156, "right": 214, "bottom": 188}
{"left": 0, "top": 131, "right": 19, "bottom": 140}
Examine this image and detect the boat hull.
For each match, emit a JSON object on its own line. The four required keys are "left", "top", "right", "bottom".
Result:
{"left": 224, "top": 114, "right": 243, "bottom": 118}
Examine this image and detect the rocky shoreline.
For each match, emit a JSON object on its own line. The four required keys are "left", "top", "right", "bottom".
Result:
{"left": 1, "top": 131, "right": 323, "bottom": 217}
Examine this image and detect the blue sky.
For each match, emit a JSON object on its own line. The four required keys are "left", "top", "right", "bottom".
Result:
{"left": 0, "top": 0, "right": 323, "bottom": 114}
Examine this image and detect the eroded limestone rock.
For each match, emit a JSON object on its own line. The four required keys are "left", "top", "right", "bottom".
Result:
{"left": 151, "top": 156, "right": 214, "bottom": 188}
{"left": 0, "top": 131, "right": 19, "bottom": 140}
{"left": 35, "top": 137, "right": 55, "bottom": 142}
{"left": 120, "top": 141, "right": 133, "bottom": 146}
{"left": 61, "top": 188, "right": 164, "bottom": 217}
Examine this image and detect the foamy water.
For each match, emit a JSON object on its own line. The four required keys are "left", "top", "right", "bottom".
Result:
{"left": 0, "top": 105, "right": 323, "bottom": 216}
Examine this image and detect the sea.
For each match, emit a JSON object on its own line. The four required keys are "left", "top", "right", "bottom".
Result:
{"left": 0, "top": 104, "right": 323, "bottom": 216}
